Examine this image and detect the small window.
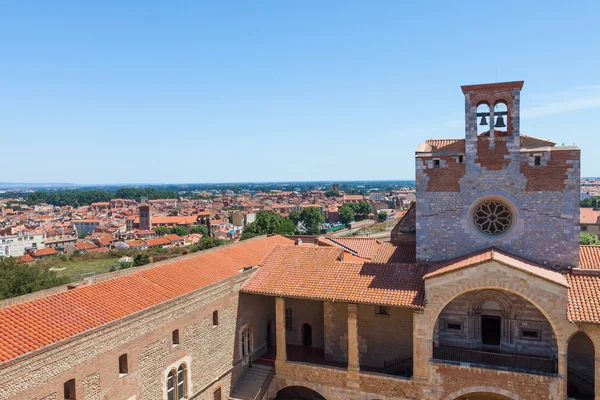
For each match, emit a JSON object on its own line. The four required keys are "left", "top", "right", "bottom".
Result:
{"left": 433, "top": 159, "right": 440, "bottom": 168}
{"left": 447, "top": 322, "right": 462, "bottom": 331}
{"left": 458, "top": 155, "right": 464, "bottom": 163}
{"left": 177, "top": 365, "right": 186, "bottom": 400}
{"left": 521, "top": 329, "right": 540, "bottom": 340}
{"left": 534, "top": 156, "right": 541, "bottom": 166}
{"left": 172, "top": 329, "right": 180, "bottom": 346}
{"left": 375, "top": 305, "right": 390, "bottom": 316}
{"left": 119, "top": 354, "right": 128, "bottom": 376}
{"left": 64, "top": 379, "right": 76, "bottom": 400}
{"left": 582, "top": 225, "right": 588, "bottom": 231}
{"left": 213, "top": 310, "right": 219, "bottom": 326}
{"left": 285, "top": 307, "right": 292, "bottom": 331}
{"left": 213, "top": 387, "right": 222, "bottom": 400}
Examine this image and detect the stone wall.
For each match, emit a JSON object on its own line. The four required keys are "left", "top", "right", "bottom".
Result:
{"left": 357, "top": 304, "right": 413, "bottom": 368}
{"left": 324, "top": 301, "right": 348, "bottom": 362}
{"left": 284, "top": 298, "right": 324, "bottom": 348}
{"left": 0, "top": 271, "right": 257, "bottom": 400}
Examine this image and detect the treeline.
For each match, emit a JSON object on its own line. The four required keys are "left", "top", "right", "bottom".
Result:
{"left": 581, "top": 197, "right": 600, "bottom": 208}
{"left": 25, "top": 188, "right": 179, "bottom": 207}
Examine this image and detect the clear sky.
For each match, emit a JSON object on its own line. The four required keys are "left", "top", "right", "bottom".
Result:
{"left": 1, "top": 1, "right": 599, "bottom": 184}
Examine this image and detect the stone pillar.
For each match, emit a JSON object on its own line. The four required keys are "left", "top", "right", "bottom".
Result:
{"left": 558, "top": 350, "right": 567, "bottom": 399}
{"left": 347, "top": 303, "right": 359, "bottom": 371}
{"left": 412, "top": 311, "right": 429, "bottom": 381}
{"left": 275, "top": 297, "right": 286, "bottom": 363}
{"left": 347, "top": 303, "right": 360, "bottom": 390}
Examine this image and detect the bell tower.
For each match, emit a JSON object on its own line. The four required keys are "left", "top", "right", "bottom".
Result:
{"left": 415, "top": 81, "right": 580, "bottom": 269}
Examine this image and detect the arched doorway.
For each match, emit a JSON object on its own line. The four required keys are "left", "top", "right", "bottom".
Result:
{"left": 567, "top": 332, "right": 595, "bottom": 399}
{"left": 453, "top": 393, "right": 514, "bottom": 400}
{"left": 433, "top": 289, "right": 558, "bottom": 374}
{"left": 302, "top": 323, "right": 312, "bottom": 347}
{"left": 274, "top": 386, "right": 326, "bottom": 400}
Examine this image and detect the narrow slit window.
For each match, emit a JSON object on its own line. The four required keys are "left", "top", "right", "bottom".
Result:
{"left": 213, "top": 387, "right": 222, "bottom": 400}
{"left": 64, "top": 379, "right": 76, "bottom": 400}
{"left": 534, "top": 156, "right": 541, "bottom": 166}
{"left": 458, "top": 155, "right": 464, "bottom": 163}
{"left": 213, "top": 310, "right": 219, "bottom": 326}
{"left": 447, "top": 322, "right": 462, "bottom": 331}
{"left": 172, "top": 329, "right": 180, "bottom": 346}
{"left": 119, "top": 354, "right": 128, "bottom": 376}
{"left": 285, "top": 307, "right": 292, "bottom": 331}
{"left": 375, "top": 305, "right": 390, "bottom": 316}
{"left": 522, "top": 330, "right": 540, "bottom": 340}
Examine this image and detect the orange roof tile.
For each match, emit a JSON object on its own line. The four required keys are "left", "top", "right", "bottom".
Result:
{"left": 241, "top": 245, "right": 426, "bottom": 308}
{"left": 567, "top": 273, "right": 600, "bottom": 324}
{"left": 580, "top": 246, "right": 600, "bottom": 269}
{"left": 581, "top": 208, "right": 600, "bottom": 224}
{"left": 75, "top": 241, "right": 99, "bottom": 251}
{"left": 32, "top": 248, "right": 58, "bottom": 257}
{"left": 146, "top": 237, "right": 171, "bottom": 247}
{"left": 372, "top": 242, "right": 416, "bottom": 264}
{"left": 0, "top": 235, "right": 292, "bottom": 363}
{"left": 326, "top": 237, "right": 377, "bottom": 259}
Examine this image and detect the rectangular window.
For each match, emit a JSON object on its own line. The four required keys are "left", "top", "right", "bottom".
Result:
{"left": 285, "top": 307, "right": 292, "bottom": 331}
{"left": 172, "top": 329, "right": 180, "bottom": 346}
{"left": 242, "top": 329, "right": 246, "bottom": 356}
{"left": 119, "top": 354, "right": 128, "bottom": 376}
{"left": 521, "top": 329, "right": 541, "bottom": 340}
{"left": 534, "top": 156, "right": 541, "bottom": 166}
{"left": 582, "top": 225, "right": 588, "bottom": 231}
{"left": 446, "top": 322, "right": 462, "bottom": 331}
{"left": 213, "top": 310, "right": 219, "bottom": 326}
{"left": 458, "top": 155, "right": 464, "bottom": 163}
{"left": 433, "top": 159, "right": 440, "bottom": 168}
{"left": 177, "top": 367, "right": 185, "bottom": 400}
{"left": 213, "top": 387, "right": 222, "bottom": 400}
{"left": 64, "top": 379, "right": 76, "bottom": 400}
{"left": 375, "top": 305, "right": 390, "bottom": 316}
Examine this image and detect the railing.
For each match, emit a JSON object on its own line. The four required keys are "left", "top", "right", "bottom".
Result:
{"left": 433, "top": 345, "right": 557, "bottom": 375}
{"left": 254, "top": 366, "right": 275, "bottom": 400}
{"left": 383, "top": 354, "right": 413, "bottom": 377}
{"left": 567, "top": 367, "right": 594, "bottom": 399}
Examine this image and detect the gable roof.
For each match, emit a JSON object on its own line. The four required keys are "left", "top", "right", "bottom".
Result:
{"left": 392, "top": 203, "right": 416, "bottom": 234}
{"left": 567, "top": 273, "right": 600, "bottom": 324}
{"left": 241, "top": 245, "right": 426, "bottom": 309}
{"left": 424, "top": 248, "right": 569, "bottom": 288}
{"left": 581, "top": 208, "right": 600, "bottom": 224}
{"left": 325, "top": 237, "right": 377, "bottom": 259}
{"left": 0, "top": 235, "right": 292, "bottom": 363}
{"left": 580, "top": 245, "right": 600, "bottom": 269}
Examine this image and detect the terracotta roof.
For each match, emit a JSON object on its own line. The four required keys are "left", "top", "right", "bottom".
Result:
{"left": 423, "top": 134, "right": 556, "bottom": 153}
{"left": 125, "top": 239, "right": 147, "bottom": 247}
{"left": 326, "top": 237, "right": 377, "bottom": 259}
{"left": 392, "top": 203, "right": 416, "bottom": 234}
{"left": 32, "top": 248, "right": 58, "bottom": 257}
{"left": 567, "top": 273, "right": 600, "bottom": 324}
{"left": 580, "top": 246, "right": 600, "bottom": 269}
{"left": 75, "top": 241, "right": 99, "bottom": 251}
{"left": 0, "top": 235, "right": 292, "bottom": 363}
{"left": 581, "top": 208, "right": 600, "bottom": 224}
{"left": 426, "top": 139, "right": 465, "bottom": 151}
{"left": 16, "top": 254, "right": 35, "bottom": 263}
{"left": 146, "top": 237, "right": 171, "bottom": 247}
{"left": 241, "top": 245, "right": 426, "bottom": 308}
{"left": 424, "top": 248, "right": 569, "bottom": 287}
{"left": 164, "top": 234, "right": 183, "bottom": 242}
{"left": 372, "top": 242, "right": 416, "bottom": 264}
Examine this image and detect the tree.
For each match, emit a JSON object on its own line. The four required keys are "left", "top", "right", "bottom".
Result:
{"left": 288, "top": 210, "right": 302, "bottom": 226}
{"left": 195, "top": 237, "right": 227, "bottom": 251}
{"left": 324, "top": 190, "right": 339, "bottom": 198}
{"left": 339, "top": 204, "right": 355, "bottom": 224}
{"left": 581, "top": 197, "right": 600, "bottom": 208}
{"left": 190, "top": 224, "right": 209, "bottom": 236}
{"left": 356, "top": 201, "right": 373, "bottom": 220}
{"left": 378, "top": 211, "right": 388, "bottom": 222}
{"left": 241, "top": 211, "right": 296, "bottom": 240}
{"left": 581, "top": 232, "right": 600, "bottom": 245}
{"left": 133, "top": 254, "right": 150, "bottom": 266}
{"left": 170, "top": 226, "right": 188, "bottom": 237}
{"left": 299, "top": 207, "right": 324, "bottom": 235}
{"left": 154, "top": 226, "right": 170, "bottom": 236}
{"left": 0, "top": 257, "right": 70, "bottom": 300}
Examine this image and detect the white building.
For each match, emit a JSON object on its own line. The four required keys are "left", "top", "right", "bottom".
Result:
{"left": 0, "top": 231, "right": 46, "bottom": 257}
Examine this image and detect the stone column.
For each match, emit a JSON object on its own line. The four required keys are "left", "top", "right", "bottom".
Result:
{"left": 558, "top": 350, "right": 567, "bottom": 399}
{"left": 347, "top": 303, "right": 360, "bottom": 390}
{"left": 412, "top": 311, "right": 429, "bottom": 381}
{"left": 275, "top": 297, "right": 287, "bottom": 363}
{"left": 347, "top": 303, "right": 359, "bottom": 371}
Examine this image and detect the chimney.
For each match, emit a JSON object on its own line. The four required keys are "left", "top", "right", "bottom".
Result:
{"left": 296, "top": 238, "right": 302, "bottom": 246}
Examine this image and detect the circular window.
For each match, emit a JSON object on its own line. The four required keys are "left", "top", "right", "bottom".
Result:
{"left": 473, "top": 201, "right": 512, "bottom": 236}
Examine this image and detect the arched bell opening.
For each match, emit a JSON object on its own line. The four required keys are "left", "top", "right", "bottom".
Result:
{"left": 476, "top": 103, "right": 491, "bottom": 135}
{"left": 492, "top": 101, "right": 509, "bottom": 134}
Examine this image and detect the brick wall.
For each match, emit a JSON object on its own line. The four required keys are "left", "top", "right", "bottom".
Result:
{"left": 324, "top": 301, "right": 348, "bottom": 363}
{"left": 284, "top": 298, "right": 324, "bottom": 348}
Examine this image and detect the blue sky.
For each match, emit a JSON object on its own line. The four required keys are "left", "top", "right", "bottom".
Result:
{"left": 1, "top": 1, "right": 599, "bottom": 184}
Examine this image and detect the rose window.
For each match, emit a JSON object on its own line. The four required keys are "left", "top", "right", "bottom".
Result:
{"left": 473, "top": 201, "right": 512, "bottom": 236}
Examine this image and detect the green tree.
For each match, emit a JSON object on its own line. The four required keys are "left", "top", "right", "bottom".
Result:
{"left": 190, "top": 224, "right": 209, "bottom": 236}
{"left": 133, "top": 254, "right": 150, "bottom": 266}
{"left": 581, "top": 232, "right": 600, "bottom": 245}
{"left": 154, "top": 226, "right": 170, "bottom": 236}
{"left": 241, "top": 211, "right": 296, "bottom": 240}
{"left": 324, "top": 190, "right": 339, "bottom": 198}
{"left": 581, "top": 197, "right": 600, "bottom": 208}
{"left": 299, "top": 207, "right": 324, "bottom": 235}
{"left": 378, "top": 211, "right": 388, "bottom": 222}
{"left": 195, "top": 237, "right": 227, "bottom": 251}
{"left": 169, "top": 226, "right": 188, "bottom": 237}
{"left": 339, "top": 204, "right": 355, "bottom": 224}
{"left": 0, "top": 257, "right": 70, "bottom": 300}
{"left": 356, "top": 201, "right": 373, "bottom": 220}
{"left": 288, "top": 210, "right": 302, "bottom": 226}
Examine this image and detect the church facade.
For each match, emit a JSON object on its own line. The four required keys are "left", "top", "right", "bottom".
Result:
{"left": 0, "top": 82, "right": 598, "bottom": 400}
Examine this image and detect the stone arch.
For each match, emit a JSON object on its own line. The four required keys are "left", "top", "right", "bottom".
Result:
{"left": 442, "top": 386, "right": 523, "bottom": 400}
{"left": 274, "top": 385, "right": 326, "bottom": 399}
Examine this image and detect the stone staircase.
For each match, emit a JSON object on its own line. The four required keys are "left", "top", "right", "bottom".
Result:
{"left": 230, "top": 363, "right": 274, "bottom": 400}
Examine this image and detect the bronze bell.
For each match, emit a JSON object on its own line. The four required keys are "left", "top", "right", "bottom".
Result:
{"left": 494, "top": 115, "right": 506, "bottom": 128}
{"left": 479, "top": 116, "right": 488, "bottom": 126}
